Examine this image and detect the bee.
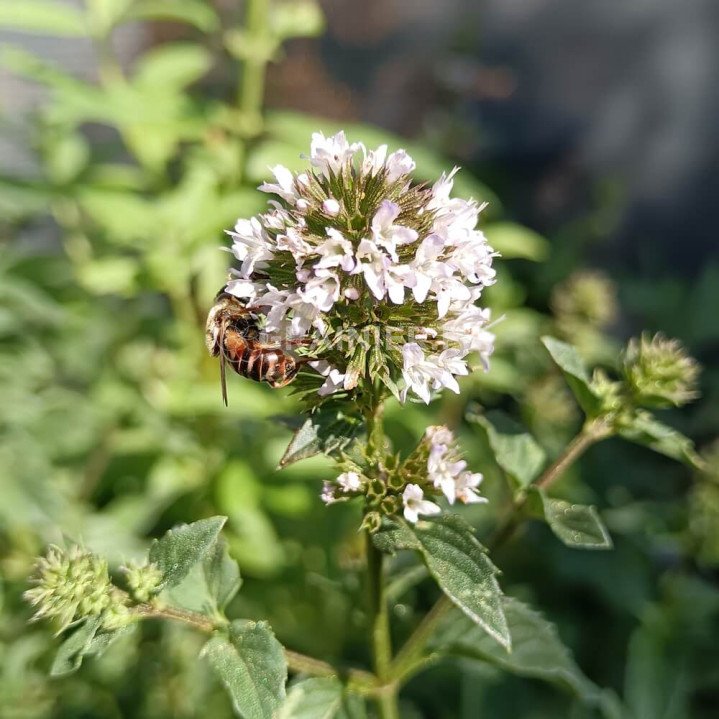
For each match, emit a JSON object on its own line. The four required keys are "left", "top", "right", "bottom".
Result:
{"left": 206, "top": 291, "right": 308, "bottom": 405}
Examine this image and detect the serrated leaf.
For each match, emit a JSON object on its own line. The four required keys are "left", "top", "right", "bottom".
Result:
{"left": 431, "top": 597, "right": 600, "bottom": 699}
{"left": 0, "top": 1, "right": 87, "bottom": 36}
{"left": 278, "top": 677, "right": 366, "bottom": 719}
{"left": 149, "top": 516, "right": 226, "bottom": 588}
{"left": 376, "top": 516, "right": 510, "bottom": 649}
{"left": 202, "top": 620, "right": 287, "bottom": 719}
{"left": 618, "top": 412, "right": 701, "bottom": 467}
{"left": 279, "top": 405, "right": 361, "bottom": 467}
{"left": 541, "top": 336, "right": 601, "bottom": 416}
{"left": 467, "top": 410, "right": 546, "bottom": 488}
{"left": 51, "top": 618, "right": 132, "bottom": 676}
{"left": 528, "top": 487, "right": 612, "bottom": 550}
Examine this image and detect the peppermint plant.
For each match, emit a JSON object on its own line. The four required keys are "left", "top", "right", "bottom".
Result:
{"left": 26, "top": 134, "right": 703, "bottom": 718}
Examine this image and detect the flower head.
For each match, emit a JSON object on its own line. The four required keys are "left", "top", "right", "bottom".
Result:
{"left": 220, "top": 132, "right": 497, "bottom": 404}
{"left": 622, "top": 333, "right": 700, "bottom": 408}
{"left": 25, "top": 546, "right": 128, "bottom": 631}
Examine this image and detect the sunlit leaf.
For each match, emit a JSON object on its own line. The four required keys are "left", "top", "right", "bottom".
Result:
{"left": 375, "top": 515, "right": 510, "bottom": 649}
{"left": 278, "top": 677, "right": 366, "bottom": 719}
{"left": 127, "top": 0, "right": 219, "bottom": 31}
{"left": 149, "top": 516, "right": 226, "bottom": 588}
{"left": 202, "top": 620, "right": 287, "bottom": 719}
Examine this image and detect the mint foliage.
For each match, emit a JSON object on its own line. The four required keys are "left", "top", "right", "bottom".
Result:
{"left": 541, "top": 336, "right": 602, "bottom": 416}
{"left": 278, "top": 678, "right": 366, "bottom": 719}
{"left": 528, "top": 488, "right": 613, "bottom": 550}
{"left": 51, "top": 617, "right": 133, "bottom": 677}
{"left": 279, "top": 405, "right": 362, "bottom": 467}
{"left": 433, "top": 597, "right": 602, "bottom": 699}
{"left": 375, "top": 515, "right": 510, "bottom": 650}
{"left": 149, "top": 516, "right": 226, "bottom": 589}
{"left": 468, "top": 410, "right": 546, "bottom": 488}
{"left": 202, "top": 620, "right": 287, "bottom": 719}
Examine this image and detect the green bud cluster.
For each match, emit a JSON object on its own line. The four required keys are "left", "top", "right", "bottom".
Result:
{"left": 552, "top": 271, "right": 618, "bottom": 332}
{"left": 622, "top": 333, "right": 700, "bottom": 408}
{"left": 25, "top": 546, "right": 128, "bottom": 631}
{"left": 122, "top": 561, "right": 163, "bottom": 602}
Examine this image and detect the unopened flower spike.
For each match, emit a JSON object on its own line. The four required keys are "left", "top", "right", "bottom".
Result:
{"left": 219, "top": 131, "right": 498, "bottom": 404}
{"left": 622, "top": 333, "right": 700, "bottom": 408}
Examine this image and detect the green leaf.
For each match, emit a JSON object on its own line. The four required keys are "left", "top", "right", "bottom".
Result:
{"left": 0, "top": 1, "right": 87, "bottom": 36}
{"left": 202, "top": 620, "right": 287, "bottom": 719}
{"left": 541, "top": 336, "right": 601, "bottom": 416}
{"left": 149, "top": 516, "right": 226, "bottom": 589}
{"left": 270, "top": 0, "right": 325, "bottom": 40}
{"left": 528, "top": 487, "right": 612, "bottom": 550}
{"left": 483, "top": 222, "right": 550, "bottom": 261}
{"left": 431, "top": 597, "right": 601, "bottom": 699}
{"left": 134, "top": 43, "right": 212, "bottom": 88}
{"left": 467, "top": 410, "right": 546, "bottom": 488}
{"left": 50, "top": 618, "right": 101, "bottom": 676}
{"left": 279, "top": 678, "right": 366, "bottom": 719}
{"left": 163, "top": 535, "right": 241, "bottom": 615}
{"left": 278, "top": 405, "right": 362, "bottom": 467}
{"left": 376, "top": 515, "right": 510, "bottom": 649}
{"left": 618, "top": 412, "right": 701, "bottom": 467}
{"left": 51, "top": 618, "right": 132, "bottom": 676}
{"left": 127, "top": 0, "right": 219, "bottom": 31}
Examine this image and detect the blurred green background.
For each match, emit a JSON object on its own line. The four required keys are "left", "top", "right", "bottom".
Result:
{"left": 1, "top": 1, "right": 718, "bottom": 717}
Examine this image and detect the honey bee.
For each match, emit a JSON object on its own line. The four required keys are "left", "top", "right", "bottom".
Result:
{"left": 206, "top": 291, "right": 308, "bottom": 405}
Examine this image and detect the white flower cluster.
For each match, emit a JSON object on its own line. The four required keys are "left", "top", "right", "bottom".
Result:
{"left": 321, "top": 426, "right": 487, "bottom": 524}
{"left": 224, "top": 131, "right": 497, "bottom": 402}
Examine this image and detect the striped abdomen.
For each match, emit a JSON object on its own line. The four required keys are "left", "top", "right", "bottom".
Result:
{"left": 224, "top": 328, "right": 299, "bottom": 388}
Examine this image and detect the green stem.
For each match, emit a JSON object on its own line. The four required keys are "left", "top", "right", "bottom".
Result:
{"left": 134, "top": 603, "right": 377, "bottom": 694}
{"left": 388, "top": 417, "right": 613, "bottom": 683}
{"left": 238, "top": 0, "right": 270, "bottom": 138}
{"left": 366, "top": 535, "right": 399, "bottom": 718}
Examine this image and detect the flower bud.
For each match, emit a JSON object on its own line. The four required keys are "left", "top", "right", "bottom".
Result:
{"left": 25, "top": 546, "right": 122, "bottom": 631}
{"left": 622, "top": 333, "right": 700, "bottom": 408}
{"left": 551, "top": 271, "right": 618, "bottom": 331}
{"left": 122, "top": 561, "right": 163, "bottom": 602}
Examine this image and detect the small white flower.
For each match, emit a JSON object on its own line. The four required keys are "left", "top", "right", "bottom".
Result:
{"left": 455, "top": 471, "right": 488, "bottom": 504}
{"left": 298, "top": 270, "right": 341, "bottom": 313}
{"left": 310, "top": 131, "right": 359, "bottom": 177}
{"left": 310, "top": 360, "right": 347, "bottom": 396}
{"left": 344, "top": 286, "right": 360, "bottom": 300}
{"left": 371, "top": 200, "right": 418, "bottom": 261}
{"left": 401, "top": 343, "right": 441, "bottom": 404}
{"left": 361, "top": 143, "right": 388, "bottom": 176}
{"left": 337, "top": 471, "right": 363, "bottom": 493}
{"left": 258, "top": 165, "right": 300, "bottom": 204}
{"left": 321, "top": 481, "right": 339, "bottom": 505}
{"left": 276, "top": 227, "right": 313, "bottom": 260}
{"left": 228, "top": 217, "right": 274, "bottom": 277}
{"left": 402, "top": 484, "right": 441, "bottom": 523}
{"left": 385, "top": 149, "right": 416, "bottom": 183}
{"left": 315, "top": 229, "right": 356, "bottom": 272}
{"left": 425, "top": 425, "right": 455, "bottom": 448}
{"left": 428, "top": 445, "right": 467, "bottom": 503}
{"left": 322, "top": 198, "right": 341, "bottom": 216}
{"left": 354, "top": 239, "right": 407, "bottom": 303}
{"left": 225, "top": 277, "right": 259, "bottom": 301}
